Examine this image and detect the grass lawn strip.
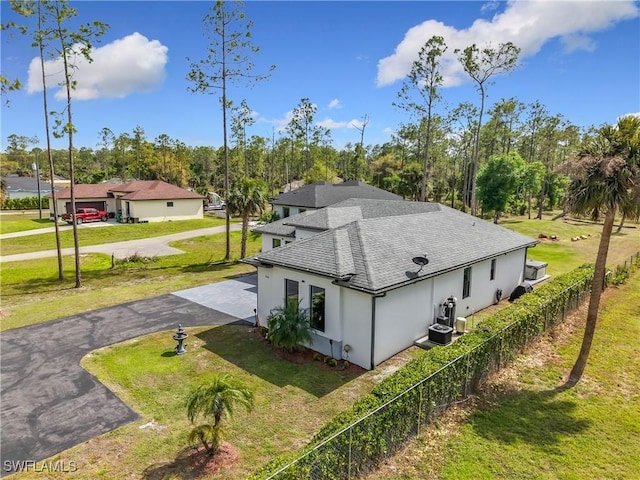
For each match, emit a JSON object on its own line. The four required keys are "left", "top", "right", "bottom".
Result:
{"left": 0, "top": 217, "right": 228, "bottom": 256}
{"left": 0, "top": 215, "right": 52, "bottom": 234}
{"left": 364, "top": 271, "right": 640, "bottom": 480}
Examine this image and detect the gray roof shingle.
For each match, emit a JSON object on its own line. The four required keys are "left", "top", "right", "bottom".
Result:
{"left": 247, "top": 204, "right": 537, "bottom": 294}
{"left": 254, "top": 198, "right": 441, "bottom": 236}
{"left": 272, "top": 181, "right": 401, "bottom": 208}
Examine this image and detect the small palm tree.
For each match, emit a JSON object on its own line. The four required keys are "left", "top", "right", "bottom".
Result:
{"left": 185, "top": 373, "right": 254, "bottom": 455}
{"left": 565, "top": 115, "right": 640, "bottom": 386}
{"left": 226, "top": 177, "right": 269, "bottom": 258}
{"left": 266, "top": 301, "right": 313, "bottom": 353}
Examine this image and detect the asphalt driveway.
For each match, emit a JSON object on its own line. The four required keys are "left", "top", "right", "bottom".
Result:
{"left": 0, "top": 275, "right": 257, "bottom": 476}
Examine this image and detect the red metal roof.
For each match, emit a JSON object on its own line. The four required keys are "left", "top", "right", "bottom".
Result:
{"left": 54, "top": 180, "right": 204, "bottom": 200}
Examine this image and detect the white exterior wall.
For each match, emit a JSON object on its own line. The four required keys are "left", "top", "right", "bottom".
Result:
{"left": 256, "top": 266, "right": 342, "bottom": 342}
{"left": 256, "top": 248, "right": 527, "bottom": 371}
{"left": 295, "top": 227, "right": 321, "bottom": 241}
{"left": 260, "top": 234, "right": 295, "bottom": 252}
{"left": 128, "top": 199, "right": 203, "bottom": 222}
{"left": 370, "top": 249, "right": 526, "bottom": 367}
{"left": 372, "top": 278, "right": 434, "bottom": 367}
{"left": 256, "top": 265, "right": 373, "bottom": 369}
{"left": 274, "top": 205, "right": 313, "bottom": 219}
{"left": 340, "top": 289, "right": 373, "bottom": 370}
{"left": 431, "top": 249, "right": 526, "bottom": 320}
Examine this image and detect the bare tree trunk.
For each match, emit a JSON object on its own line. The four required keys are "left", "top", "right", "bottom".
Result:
{"left": 567, "top": 209, "right": 615, "bottom": 385}
{"left": 552, "top": 203, "right": 568, "bottom": 221}
{"left": 37, "top": 2, "right": 63, "bottom": 281}
{"left": 240, "top": 213, "right": 248, "bottom": 259}
{"left": 616, "top": 212, "right": 626, "bottom": 233}
{"left": 470, "top": 85, "right": 485, "bottom": 216}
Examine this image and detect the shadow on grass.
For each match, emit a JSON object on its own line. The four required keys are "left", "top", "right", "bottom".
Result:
{"left": 470, "top": 387, "right": 590, "bottom": 454}
{"left": 196, "top": 325, "right": 364, "bottom": 398}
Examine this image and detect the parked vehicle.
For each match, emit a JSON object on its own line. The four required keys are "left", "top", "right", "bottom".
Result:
{"left": 61, "top": 207, "right": 109, "bottom": 225}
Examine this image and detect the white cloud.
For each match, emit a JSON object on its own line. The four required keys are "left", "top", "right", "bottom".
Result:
{"left": 316, "top": 117, "right": 366, "bottom": 130}
{"left": 27, "top": 32, "right": 168, "bottom": 100}
{"left": 328, "top": 98, "right": 341, "bottom": 109}
{"left": 377, "top": 0, "right": 639, "bottom": 87}
{"left": 317, "top": 118, "right": 349, "bottom": 129}
{"left": 480, "top": 1, "right": 501, "bottom": 14}
{"left": 618, "top": 112, "right": 640, "bottom": 122}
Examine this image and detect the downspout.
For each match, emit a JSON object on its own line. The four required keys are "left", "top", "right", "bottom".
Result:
{"left": 370, "top": 293, "right": 386, "bottom": 370}
{"left": 522, "top": 247, "right": 529, "bottom": 282}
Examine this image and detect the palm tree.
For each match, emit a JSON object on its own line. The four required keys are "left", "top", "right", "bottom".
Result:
{"left": 566, "top": 115, "right": 640, "bottom": 385}
{"left": 186, "top": 373, "right": 254, "bottom": 455}
{"left": 266, "top": 301, "right": 313, "bottom": 353}
{"left": 226, "top": 178, "right": 269, "bottom": 258}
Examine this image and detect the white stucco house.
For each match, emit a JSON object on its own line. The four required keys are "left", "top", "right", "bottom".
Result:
{"left": 245, "top": 199, "right": 538, "bottom": 370}
{"left": 50, "top": 180, "right": 204, "bottom": 222}
{"left": 271, "top": 180, "right": 402, "bottom": 219}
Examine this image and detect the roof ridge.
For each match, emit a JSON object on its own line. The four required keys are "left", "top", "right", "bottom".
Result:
{"left": 352, "top": 220, "right": 374, "bottom": 288}
{"left": 333, "top": 229, "right": 355, "bottom": 277}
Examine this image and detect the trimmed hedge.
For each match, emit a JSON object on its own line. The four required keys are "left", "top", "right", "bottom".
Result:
{"left": 249, "top": 264, "right": 596, "bottom": 480}
{"left": 1, "top": 196, "right": 49, "bottom": 210}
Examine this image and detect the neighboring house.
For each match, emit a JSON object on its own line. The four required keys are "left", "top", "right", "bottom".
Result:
{"left": 245, "top": 199, "right": 538, "bottom": 370}
{"left": 2, "top": 175, "right": 62, "bottom": 199}
{"left": 50, "top": 180, "right": 204, "bottom": 222}
{"left": 271, "top": 180, "right": 402, "bottom": 219}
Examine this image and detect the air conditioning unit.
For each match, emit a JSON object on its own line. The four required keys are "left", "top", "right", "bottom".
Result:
{"left": 525, "top": 260, "right": 547, "bottom": 281}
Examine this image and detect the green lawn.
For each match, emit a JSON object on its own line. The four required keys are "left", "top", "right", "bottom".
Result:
{"left": 0, "top": 212, "right": 52, "bottom": 234}
{"left": 500, "top": 213, "right": 639, "bottom": 277}
{"left": 0, "top": 216, "right": 228, "bottom": 255}
{"left": 0, "top": 230, "right": 260, "bottom": 331}
{"left": 368, "top": 271, "right": 640, "bottom": 480}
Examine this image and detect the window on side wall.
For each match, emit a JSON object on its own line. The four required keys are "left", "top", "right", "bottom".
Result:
{"left": 167, "top": 201, "right": 174, "bottom": 207}
{"left": 285, "top": 279, "right": 299, "bottom": 308}
{"left": 272, "top": 238, "right": 281, "bottom": 248}
{"left": 463, "top": 267, "right": 472, "bottom": 299}
{"left": 490, "top": 258, "right": 496, "bottom": 281}
{"left": 283, "top": 207, "right": 290, "bottom": 218}
{"left": 310, "top": 285, "right": 325, "bottom": 332}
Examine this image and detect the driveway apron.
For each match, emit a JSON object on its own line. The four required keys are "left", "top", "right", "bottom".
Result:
{"left": 0, "top": 284, "right": 254, "bottom": 475}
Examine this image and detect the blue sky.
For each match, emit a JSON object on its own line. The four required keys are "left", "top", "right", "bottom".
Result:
{"left": 2, "top": 0, "right": 639, "bottom": 152}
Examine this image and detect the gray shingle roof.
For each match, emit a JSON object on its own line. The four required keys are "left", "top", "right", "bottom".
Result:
{"left": 247, "top": 204, "right": 537, "bottom": 294}
{"left": 252, "top": 210, "right": 314, "bottom": 236}
{"left": 254, "top": 198, "right": 442, "bottom": 235}
{"left": 2, "top": 176, "right": 58, "bottom": 193}
{"left": 272, "top": 181, "right": 401, "bottom": 208}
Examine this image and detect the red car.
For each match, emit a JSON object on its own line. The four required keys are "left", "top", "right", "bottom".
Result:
{"left": 62, "top": 208, "right": 109, "bottom": 225}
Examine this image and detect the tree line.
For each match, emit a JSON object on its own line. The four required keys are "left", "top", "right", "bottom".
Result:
{"left": 3, "top": 95, "right": 584, "bottom": 216}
